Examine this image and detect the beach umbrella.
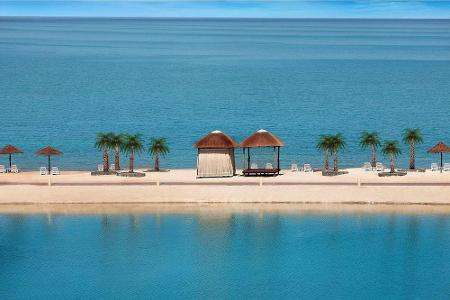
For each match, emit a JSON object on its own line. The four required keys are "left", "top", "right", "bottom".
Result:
{"left": 0, "top": 145, "right": 23, "bottom": 171}
{"left": 35, "top": 146, "right": 62, "bottom": 174}
{"left": 427, "top": 142, "right": 450, "bottom": 173}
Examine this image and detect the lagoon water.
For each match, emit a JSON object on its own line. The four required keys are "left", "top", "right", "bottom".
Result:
{"left": 1, "top": 18, "right": 450, "bottom": 170}
{"left": 0, "top": 212, "right": 449, "bottom": 299}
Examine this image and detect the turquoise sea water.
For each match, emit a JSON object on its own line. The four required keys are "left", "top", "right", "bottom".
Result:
{"left": 0, "top": 212, "right": 449, "bottom": 299}
{"left": 1, "top": 18, "right": 450, "bottom": 170}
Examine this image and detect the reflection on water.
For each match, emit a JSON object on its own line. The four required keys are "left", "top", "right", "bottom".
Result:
{"left": 0, "top": 213, "right": 449, "bottom": 299}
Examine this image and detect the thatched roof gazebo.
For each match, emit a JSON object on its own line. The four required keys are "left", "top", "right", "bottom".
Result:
{"left": 427, "top": 142, "right": 450, "bottom": 173}
{"left": 194, "top": 131, "right": 238, "bottom": 178}
{"left": 0, "top": 145, "right": 23, "bottom": 171}
{"left": 240, "top": 129, "right": 284, "bottom": 176}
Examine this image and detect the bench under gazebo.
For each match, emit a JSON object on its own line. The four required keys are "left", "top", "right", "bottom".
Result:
{"left": 240, "top": 129, "right": 284, "bottom": 176}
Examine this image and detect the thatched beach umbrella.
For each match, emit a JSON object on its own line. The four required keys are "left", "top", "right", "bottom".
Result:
{"left": 36, "top": 146, "right": 62, "bottom": 173}
{"left": 427, "top": 142, "right": 450, "bottom": 173}
{"left": 0, "top": 145, "right": 23, "bottom": 171}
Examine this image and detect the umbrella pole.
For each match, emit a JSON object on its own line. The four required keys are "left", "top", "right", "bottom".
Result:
{"left": 48, "top": 156, "right": 51, "bottom": 175}
{"left": 9, "top": 154, "right": 12, "bottom": 171}
{"left": 441, "top": 152, "right": 443, "bottom": 173}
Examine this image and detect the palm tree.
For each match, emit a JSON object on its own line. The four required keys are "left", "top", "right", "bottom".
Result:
{"left": 109, "top": 133, "right": 125, "bottom": 171}
{"left": 402, "top": 128, "right": 423, "bottom": 170}
{"left": 359, "top": 131, "right": 381, "bottom": 168}
{"left": 330, "top": 133, "right": 346, "bottom": 172}
{"left": 122, "top": 134, "right": 144, "bottom": 173}
{"left": 95, "top": 132, "right": 113, "bottom": 172}
{"left": 317, "top": 135, "right": 334, "bottom": 171}
{"left": 382, "top": 140, "right": 402, "bottom": 173}
{"left": 149, "top": 137, "right": 170, "bottom": 171}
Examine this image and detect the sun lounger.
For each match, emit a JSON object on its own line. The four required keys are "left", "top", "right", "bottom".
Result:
{"left": 10, "top": 165, "right": 19, "bottom": 173}
{"left": 51, "top": 167, "right": 60, "bottom": 176}
{"left": 363, "top": 162, "right": 372, "bottom": 171}
{"left": 265, "top": 163, "right": 273, "bottom": 169}
{"left": 291, "top": 164, "right": 298, "bottom": 172}
{"left": 443, "top": 163, "right": 450, "bottom": 172}
{"left": 40, "top": 167, "right": 47, "bottom": 175}
{"left": 303, "top": 164, "right": 312, "bottom": 172}
{"left": 376, "top": 162, "right": 384, "bottom": 172}
{"left": 431, "top": 163, "right": 439, "bottom": 172}
{"left": 110, "top": 164, "right": 115, "bottom": 171}
{"left": 98, "top": 164, "right": 104, "bottom": 172}
{"left": 0, "top": 165, "right": 6, "bottom": 173}
{"left": 250, "top": 163, "right": 258, "bottom": 169}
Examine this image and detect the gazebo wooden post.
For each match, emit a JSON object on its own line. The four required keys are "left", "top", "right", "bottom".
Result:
{"left": 247, "top": 147, "right": 251, "bottom": 169}
{"left": 277, "top": 146, "right": 280, "bottom": 174}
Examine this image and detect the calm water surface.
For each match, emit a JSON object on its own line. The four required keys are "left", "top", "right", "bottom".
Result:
{"left": 0, "top": 212, "right": 449, "bottom": 299}
{"left": 1, "top": 18, "right": 450, "bottom": 169}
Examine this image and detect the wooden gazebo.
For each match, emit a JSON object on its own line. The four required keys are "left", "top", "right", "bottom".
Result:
{"left": 194, "top": 130, "right": 238, "bottom": 178}
{"left": 240, "top": 129, "right": 284, "bottom": 176}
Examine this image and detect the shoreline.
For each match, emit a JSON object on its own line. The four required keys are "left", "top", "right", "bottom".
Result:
{"left": 1, "top": 168, "right": 449, "bottom": 206}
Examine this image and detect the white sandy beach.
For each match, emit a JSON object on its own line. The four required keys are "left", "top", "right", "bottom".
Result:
{"left": 0, "top": 168, "right": 449, "bottom": 205}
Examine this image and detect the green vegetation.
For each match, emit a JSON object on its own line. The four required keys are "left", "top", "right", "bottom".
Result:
{"left": 359, "top": 131, "right": 381, "bottom": 168}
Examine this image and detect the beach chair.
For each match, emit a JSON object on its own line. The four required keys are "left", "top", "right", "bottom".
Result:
{"left": 250, "top": 163, "right": 258, "bottom": 169}
{"left": 431, "top": 163, "right": 439, "bottom": 172}
{"left": 40, "top": 167, "right": 47, "bottom": 175}
{"left": 10, "top": 165, "right": 19, "bottom": 173}
{"left": 110, "top": 164, "right": 115, "bottom": 171}
{"left": 265, "top": 163, "right": 273, "bottom": 169}
{"left": 51, "top": 167, "right": 60, "bottom": 176}
{"left": 443, "top": 163, "right": 450, "bottom": 172}
{"left": 363, "top": 162, "right": 372, "bottom": 171}
{"left": 0, "top": 165, "right": 6, "bottom": 173}
{"left": 291, "top": 164, "right": 298, "bottom": 172}
{"left": 303, "top": 164, "right": 312, "bottom": 172}
{"left": 97, "top": 164, "right": 104, "bottom": 172}
{"left": 376, "top": 162, "right": 384, "bottom": 172}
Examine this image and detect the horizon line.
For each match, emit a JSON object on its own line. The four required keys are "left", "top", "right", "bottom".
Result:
{"left": 2, "top": 16, "right": 450, "bottom": 20}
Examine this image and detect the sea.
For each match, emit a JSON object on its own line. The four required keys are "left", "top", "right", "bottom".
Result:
{"left": 1, "top": 17, "right": 449, "bottom": 170}
{"left": 0, "top": 211, "right": 449, "bottom": 299}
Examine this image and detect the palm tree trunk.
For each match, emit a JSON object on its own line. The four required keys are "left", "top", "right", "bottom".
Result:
{"left": 409, "top": 143, "right": 415, "bottom": 170}
{"left": 371, "top": 145, "right": 376, "bottom": 168}
{"left": 333, "top": 150, "right": 338, "bottom": 172}
{"left": 103, "top": 143, "right": 109, "bottom": 172}
{"left": 115, "top": 144, "right": 120, "bottom": 171}
{"left": 390, "top": 153, "right": 395, "bottom": 173}
{"left": 154, "top": 153, "right": 160, "bottom": 171}
{"left": 129, "top": 149, "right": 134, "bottom": 173}
{"left": 324, "top": 150, "right": 329, "bottom": 171}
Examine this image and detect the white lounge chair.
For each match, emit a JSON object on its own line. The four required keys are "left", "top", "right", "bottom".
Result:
{"left": 376, "top": 162, "right": 384, "bottom": 172}
{"left": 40, "top": 167, "right": 47, "bottom": 175}
{"left": 291, "top": 164, "right": 298, "bottom": 172}
{"left": 250, "top": 163, "right": 258, "bottom": 169}
{"left": 363, "top": 162, "right": 372, "bottom": 171}
{"left": 10, "top": 165, "right": 19, "bottom": 173}
{"left": 110, "top": 164, "right": 115, "bottom": 171}
{"left": 431, "top": 163, "right": 439, "bottom": 172}
{"left": 444, "top": 163, "right": 450, "bottom": 172}
{"left": 98, "top": 164, "right": 104, "bottom": 172}
{"left": 0, "top": 165, "right": 6, "bottom": 173}
{"left": 265, "top": 163, "right": 273, "bottom": 169}
{"left": 303, "top": 164, "right": 313, "bottom": 172}
{"left": 51, "top": 167, "right": 60, "bottom": 175}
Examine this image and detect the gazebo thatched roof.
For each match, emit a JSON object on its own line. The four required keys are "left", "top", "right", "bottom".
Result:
{"left": 240, "top": 129, "right": 284, "bottom": 148}
{"left": 36, "top": 146, "right": 63, "bottom": 156}
{"left": 0, "top": 145, "right": 23, "bottom": 154}
{"left": 194, "top": 131, "right": 238, "bottom": 149}
{"left": 427, "top": 142, "right": 450, "bottom": 153}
